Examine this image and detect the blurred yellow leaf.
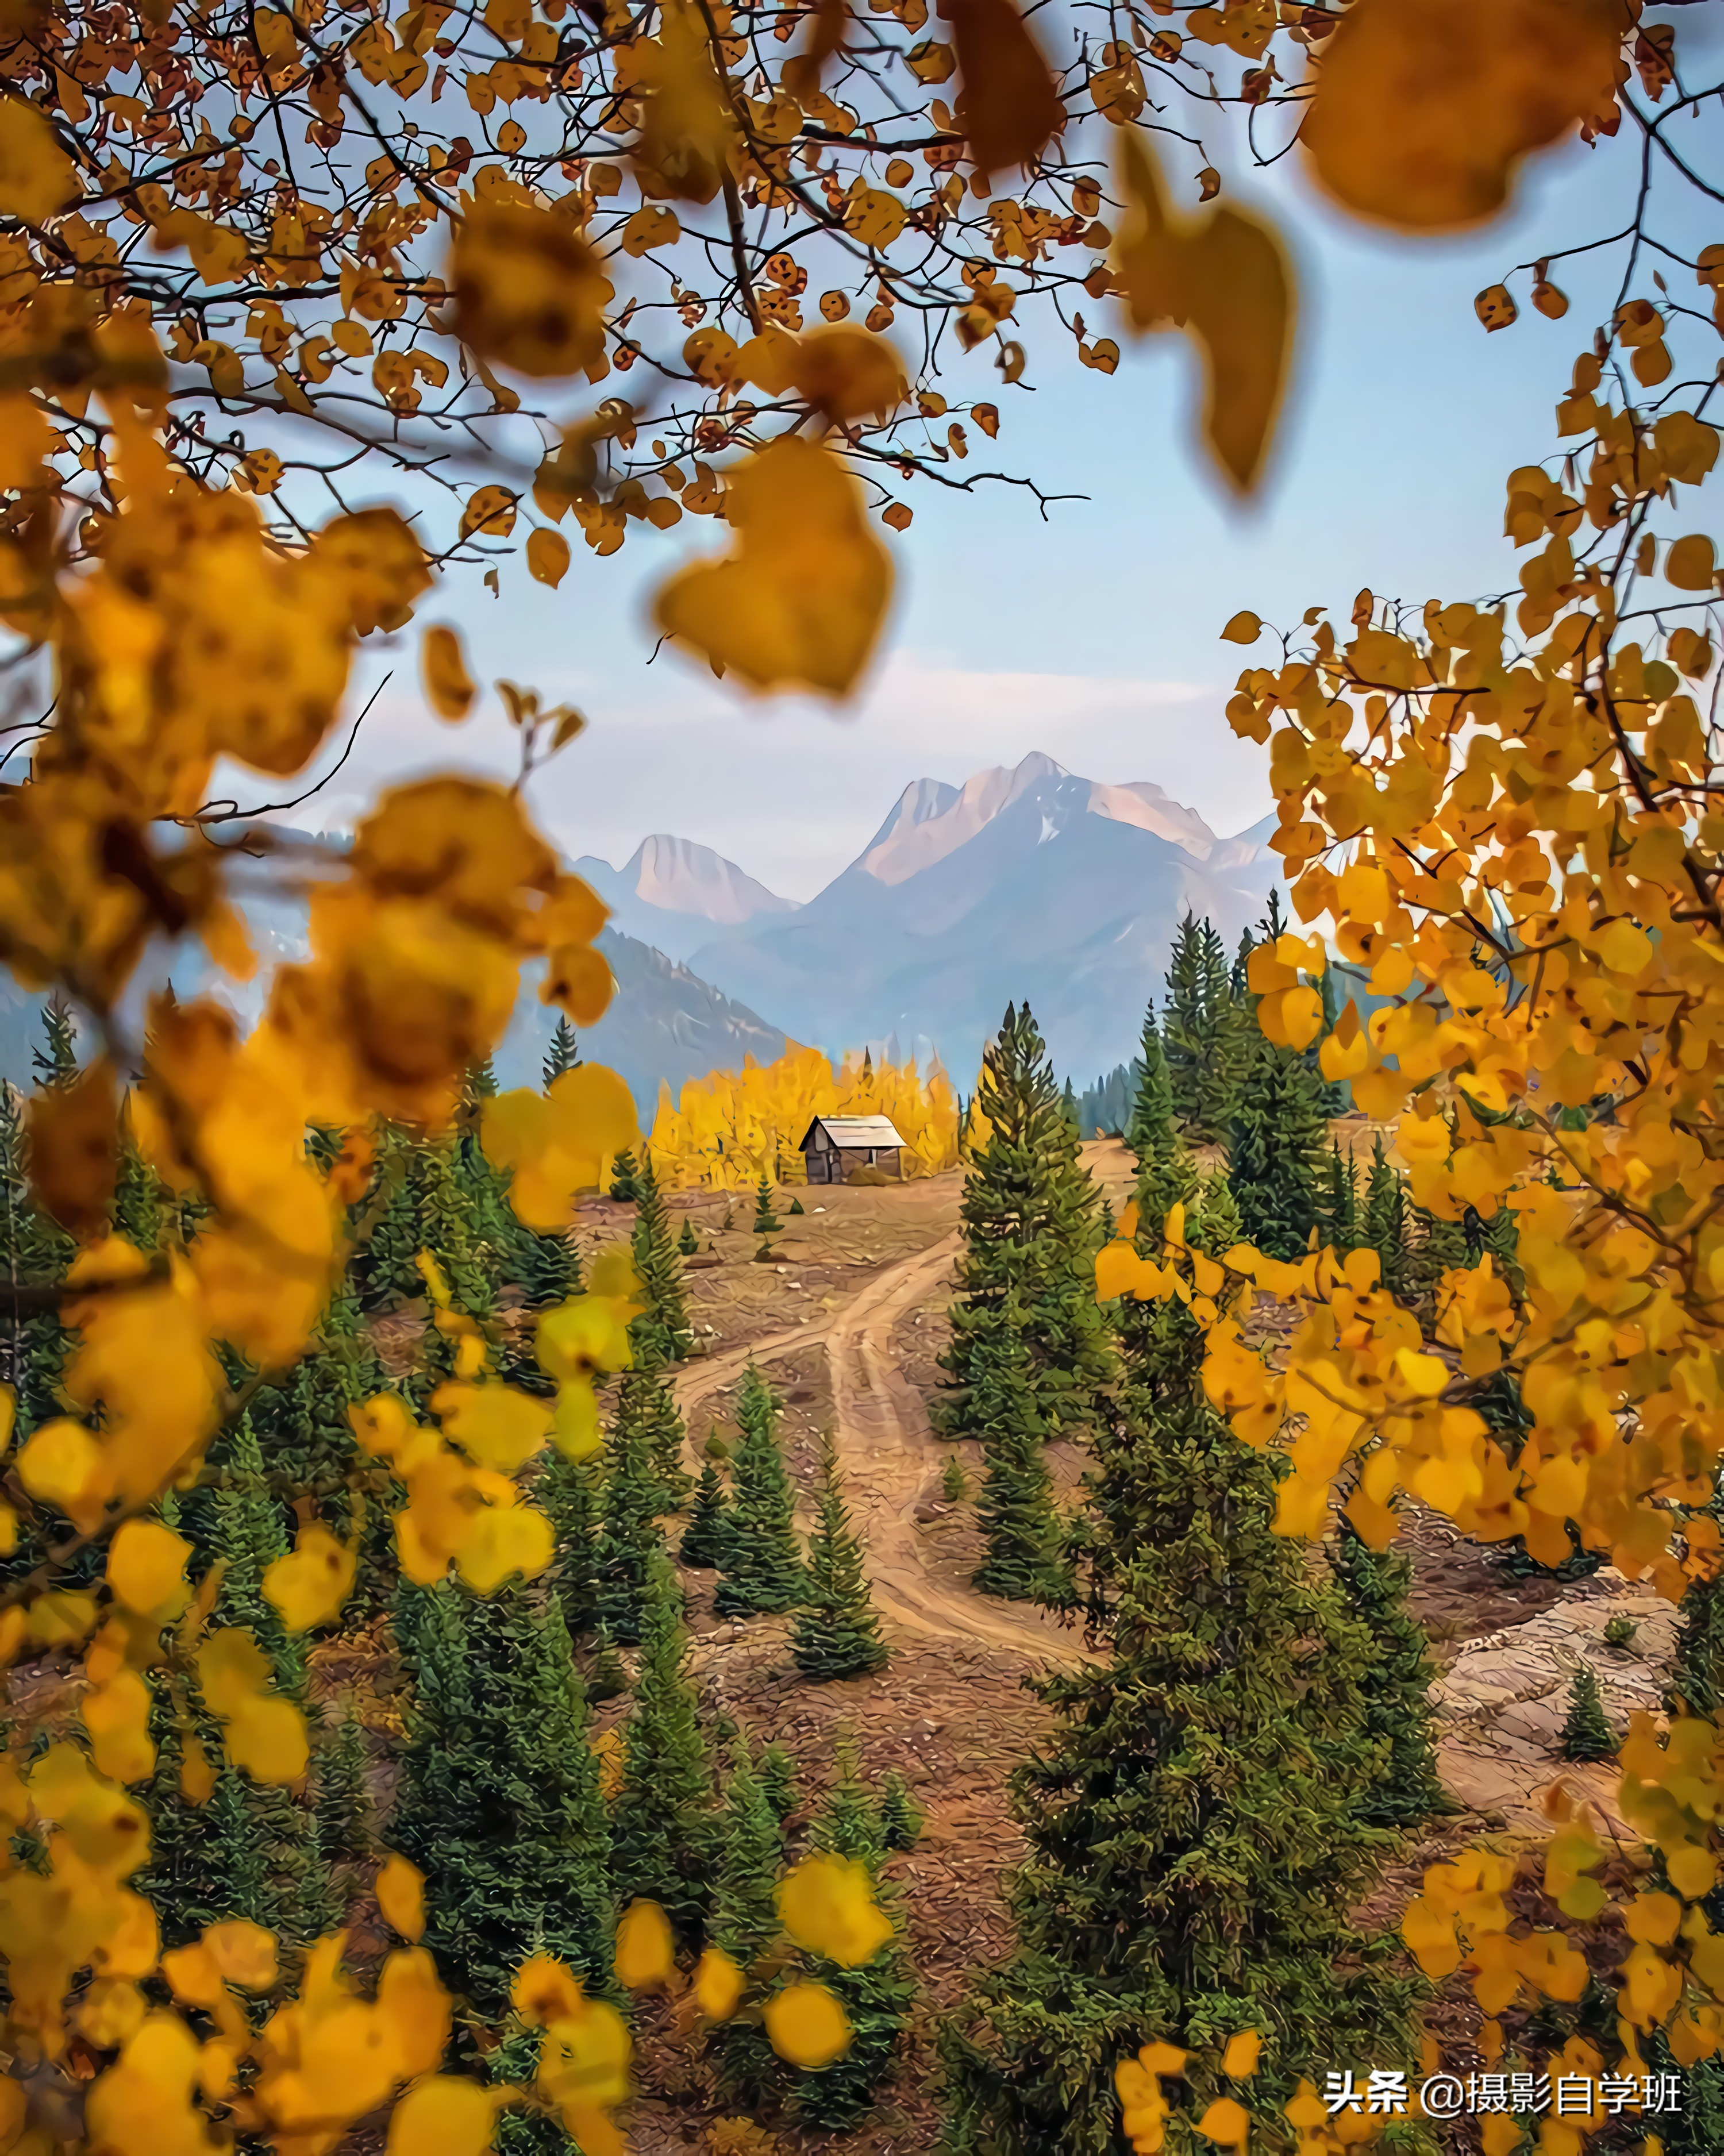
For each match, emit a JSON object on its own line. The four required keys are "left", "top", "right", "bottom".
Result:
{"left": 614, "top": 1899, "right": 675, "bottom": 1989}
{"left": 263, "top": 1523, "right": 357, "bottom": 1633}
{"left": 1222, "top": 2030, "right": 1260, "bottom": 2078}
{"left": 693, "top": 1947, "right": 745, "bottom": 2020}
{"left": 764, "top": 1981, "right": 852, "bottom": 2068}
{"left": 777, "top": 1853, "right": 892, "bottom": 1965}
{"left": 527, "top": 528, "right": 572, "bottom": 588}
{"left": 107, "top": 1518, "right": 192, "bottom": 1618}
{"left": 1114, "top": 130, "right": 1293, "bottom": 495}
{"left": 451, "top": 200, "right": 613, "bottom": 376}
{"left": 653, "top": 437, "right": 891, "bottom": 696}
{"left": 1302, "top": 0, "right": 1626, "bottom": 231}
{"left": 1198, "top": 2096, "right": 1251, "bottom": 2145}
{"left": 944, "top": 0, "right": 1063, "bottom": 184}
{"left": 378, "top": 1852, "right": 427, "bottom": 1941}
{"left": 387, "top": 2076, "right": 505, "bottom": 2156}
{"left": 0, "top": 99, "right": 75, "bottom": 223}
{"left": 423, "top": 624, "right": 476, "bottom": 719}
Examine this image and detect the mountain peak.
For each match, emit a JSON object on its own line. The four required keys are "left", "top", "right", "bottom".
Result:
{"left": 859, "top": 750, "right": 1072, "bottom": 887}
{"left": 624, "top": 834, "right": 796, "bottom": 925}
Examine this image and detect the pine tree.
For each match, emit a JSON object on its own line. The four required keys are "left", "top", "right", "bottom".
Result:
{"left": 790, "top": 1761, "right": 915, "bottom": 2130}
{"left": 792, "top": 1438, "right": 888, "bottom": 1680}
{"left": 1228, "top": 1010, "right": 1326, "bottom": 1262}
{"left": 313, "top": 1708, "right": 373, "bottom": 1873}
{"left": 878, "top": 1771, "right": 922, "bottom": 1851}
{"left": 752, "top": 1174, "right": 780, "bottom": 1235}
{"left": 630, "top": 1154, "right": 693, "bottom": 1364}
{"left": 515, "top": 1222, "right": 582, "bottom": 1310}
{"left": 32, "top": 994, "right": 79, "bottom": 1086}
{"left": 1560, "top": 1662, "right": 1615, "bottom": 1761}
{"left": 936, "top": 1003, "right": 1117, "bottom": 1454}
{"left": 610, "top": 1148, "right": 641, "bottom": 1202}
{"left": 1161, "top": 913, "right": 1210, "bottom": 1137}
{"left": 249, "top": 1291, "right": 395, "bottom": 1615}
{"left": 969, "top": 1308, "right": 1067, "bottom": 1605}
{"left": 592, "top": 1383, "right": 669, "bottom": 1645}
{"left": 1123, "top": 999, "right": 1198, "bottom": 1239}
{"left": 1190, "top": 1166, "right": 1242, "bottom": 1261}
{"left": 540, "top": 1448, "right": 601, "bottom": 1637}
{"left": 585, "top": 1622, "right": 628, "bottom": 1704}
{"left": 1319, "top": 1142, "right": 1360, "bottom": 1254}
{"left": 709, "top": 1738, "right": 786, "bottom": 2107}
{"left": 944, "top": 1296, "right": 1414, "bottom": 2151}
{"left": 351, "top": 1130, "right": 427, "bottom": 1312}
{"left": 759, "top": 1743, "right": 799, "bottom": 1824}
{"left": 455, "top": 1063, "right": 521, "bottom": 1297}
{"left": 543, "top": 1016, "right": 581, "bottom": 1086}
{"left": 679, "top": 1460, "right": 732, "bottom": 1570}
{"left": 112, "top": 1114, "right": 164, "bottom": 1252}
{"left": 1331, "top": 1519, "right": 1445, "bottom": 1827}
{"left": 394, "top": 1580, "right": 613, "bottom": 2015}
{"left": 1363, "top": 1134, "right": 1410, "bottom": 1297}
{"left": 715, "top": 1366, "right": 806, "bottom": 1618}
{"left": 788, "top": 1196, "right": 805, "bottom": 1216}
{"left": 611, "top": 1551, "right": 717, "bottom": 1939}
{"left": 417, "top": 1133, "right": 495, "bottom": 1316}
{"left": 678, "top": 1216, "right": 699, "bottom": 1257}
{"left": 0, "top": 1071, "right": 72, "bottom": 1465}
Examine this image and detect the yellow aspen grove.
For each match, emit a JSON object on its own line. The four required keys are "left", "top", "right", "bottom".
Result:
{"left": 0, "top": 0, "right": 1699, "bottom": 2138}
{"left": 648, "top": 1044, "right": 960, "bottom": 1188}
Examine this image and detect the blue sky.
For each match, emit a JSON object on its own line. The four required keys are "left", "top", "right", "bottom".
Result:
{"left": 275, "top": 113, "right": 1660, "bottom": 900}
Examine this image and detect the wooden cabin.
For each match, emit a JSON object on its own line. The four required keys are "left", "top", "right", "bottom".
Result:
{"left": 799, "top": 1115, "right": 907, "bottom": 1184}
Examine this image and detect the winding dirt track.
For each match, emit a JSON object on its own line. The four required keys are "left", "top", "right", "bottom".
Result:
{"left": 671, "top": 1235, "right": 1086, "bottom": 1669}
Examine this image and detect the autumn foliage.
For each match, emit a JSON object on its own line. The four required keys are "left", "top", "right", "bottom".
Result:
{"left": 0, "top": 0, "right": 1713, "bottom": 2138}
{"left": 648, "top": 1044, "right": 960, "bottom": 1189}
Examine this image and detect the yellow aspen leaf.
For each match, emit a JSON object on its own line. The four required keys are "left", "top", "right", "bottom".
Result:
{"left": 18, "top": 1419, "right": 107, "bottom": 1530}
{"left": 764, "top": 1981, "right": 852, "bottom": 2069}
{"left": 0, "top": 98, "right": 76, "bottom": 223}
{"left": 1475, "top": 283, "right": 1518, "bottom": 331}
{"left": 263, "top": 1523, "right": 357, "bottom": 1632}
{"left": 1222, "top": 2031, "right": 1261, "bottom": 2078}
{"left": 1114, "top": 130, "right": 1293, "bottom": 495}
{"left": 777, "top": 1852, "right": 893, "bottom": 1965}
{"left": 844, "top": 187, "right": 907, "bottom": 247}
{"left": 378, "top": 1852, "right": 427, "bottom": 1941}
{"left": 614, "top": 1899, "right": 676, "bottom": 1989}
{"left": 461, "top": 486, "right": 518, "bottom": 542}
{"left": 1666, "top": 533, "right": 1718, "bottom": 590}
{"left": 943, "top": 0, "right": 1063, "bottom": 184}
{"left": 1221, "top": 610, "right": 1261, "bottom": 643}
{"left": 431, "top": 1380, "right": 553, "bottom": 1474}
{"left": 26, "top": 1060, "right": 120, "bottom": 1241}
{"left": 450, "top": 201, "right": 614, "bottom": 376}
{"left": 653, "top": 437, "right": 891, "bottom": 697}
{"left": 203, "top": 1919, "right": 278, "bottom": 1991}
{"left": 456, "top": 1496, "right": 554, "bottom": 1592}
{"left": 620, "top": 205, "right": 681, "bottom": 255}
{"left": 107, "top": 1517, "right": 193, "bottom": 1618}
{"left": 1302, "top": 0, "right": 1626, "bottom": 231}
{"left": 633, "top": 0, "right": 736, "bottom": 202}
{"left": 1197, "top": 2097, "right": 1250, "bottom": 2145}
{"left": 422, "top": 623, "right": 476, "bottom": 720}
{"left": 693, "top": 1947, "right": 746, "bottom": 2020}
{"left": 527, "top": 528, "right": 571, "bottom": 588}
{"left": 227, "top": 1693, "right": 310, "bottom": 1783}
{"left": 387, "top": 2075, "right": 505, "bottom": 2156}
{"left": 83, "top": 1670, "right": 156, "bottom": 1784}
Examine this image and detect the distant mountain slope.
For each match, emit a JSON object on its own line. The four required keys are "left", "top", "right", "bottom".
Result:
{"left": 572, "top": 834, "right": 798, "bottom": 961}
{"left": 683, "top": 755, "right": 1280, "bottom": 1087}
{"left": 494, "top": 933, "right": 787, "bottom": 1113}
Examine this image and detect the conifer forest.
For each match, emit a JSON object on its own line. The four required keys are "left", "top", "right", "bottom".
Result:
{"left": 3, "top": 0, "right": 1724, "bottom": 2151}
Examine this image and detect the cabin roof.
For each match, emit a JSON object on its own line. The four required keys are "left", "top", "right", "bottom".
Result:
{"left": 799, "top": 1115, "right": 907, "bottom": 1150}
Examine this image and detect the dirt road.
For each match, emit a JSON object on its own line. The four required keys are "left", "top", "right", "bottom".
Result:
{"left": 671, "top": 1236, "right": 1086, "bottom": 1669}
